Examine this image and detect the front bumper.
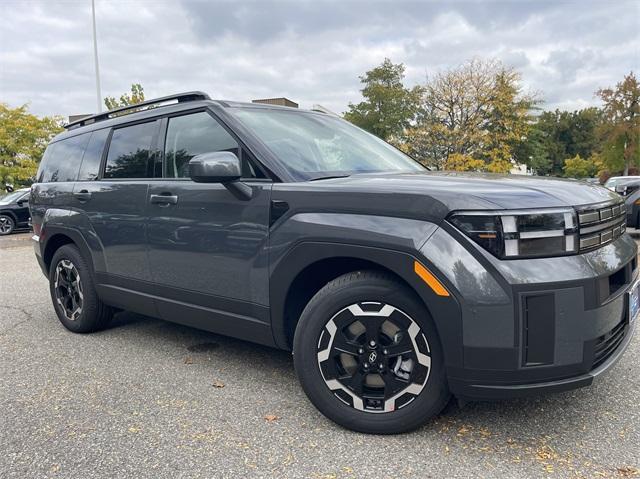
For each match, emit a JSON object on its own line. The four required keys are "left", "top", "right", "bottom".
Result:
{"left": 421, "top": 228, "right": 638, "bottom": 400}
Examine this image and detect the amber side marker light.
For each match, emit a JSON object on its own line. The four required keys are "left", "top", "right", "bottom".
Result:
{"left": 414, "top": 261, "right": 450, "bottom": 297}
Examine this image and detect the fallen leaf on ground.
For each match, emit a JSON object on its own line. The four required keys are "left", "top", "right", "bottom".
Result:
{"left": 184, "top": 357, "right": 193, "bottom": 364}
{"left": 264, "top": 414, "right": 279, "bottom": 422}
{"left": 618, "top": 466, "right": 639, "bottom": 477}
{"left": 212, "top": 380, "right": 225, "bottom": 388}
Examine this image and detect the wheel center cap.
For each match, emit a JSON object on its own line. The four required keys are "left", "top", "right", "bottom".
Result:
{"left": 368, "top": 351, "right": 378, "bottom": 363}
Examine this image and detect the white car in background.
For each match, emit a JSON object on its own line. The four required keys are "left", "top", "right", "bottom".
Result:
{"left": 604, "top": 176, "right": 640, "bottom": 191}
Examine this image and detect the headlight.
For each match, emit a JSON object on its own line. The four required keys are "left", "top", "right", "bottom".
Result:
{"left": 448, "top": 208, "right": 578, "bottom": 259}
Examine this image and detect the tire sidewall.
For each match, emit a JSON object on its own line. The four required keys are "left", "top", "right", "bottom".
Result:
{"left": 0, "top": 215, "right": 15, "bottom": 235}
{"left": 293, "top": 274, "right": 449, "bottom": 434}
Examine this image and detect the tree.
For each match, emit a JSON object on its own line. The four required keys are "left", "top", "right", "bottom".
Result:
{"left": 344, "top": 59, "right": 422, "bottom": 141}
{"left": 596, "top": 72, "right": 640, "bottom": 175}
{"left": 563, "top": 154, "right": 599, "bottom": 179}
{"left": 515, "top": 108, "right": 603, "bottom": 176}
{"left": 104, "top": 83, "right": 145, "bottom": 110}
{"left": 482, "top": 69, "right": 538, "bottom": 173}
{"left": 444, "top": 153, "right": 485, "bottom": 172}
{"left": 412, "top": 58, "right": 538, "bottom": 171}
{"left": 0, "top": 103, "right": 63, "bottom": 188}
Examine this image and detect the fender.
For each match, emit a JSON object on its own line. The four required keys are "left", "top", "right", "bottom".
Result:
{"left": 268, "top": 212, "right": 465, "bottom": 369}
{"left": 40, "top": 209, "right": 107, "bottom": 274}
{"left": 0, "top": 209, "right": 18, "bottom": 223}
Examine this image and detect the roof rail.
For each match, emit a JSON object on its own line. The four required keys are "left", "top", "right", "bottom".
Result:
{"left": 64, "top": 91, "right": 211, "bottom": 130}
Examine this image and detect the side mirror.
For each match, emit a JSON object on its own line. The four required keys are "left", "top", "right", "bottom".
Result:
{"left": 615, "top": 185, "right": 628, "bottom": 195}
{"left": 189, "top": 151, "right": 241, "bottom": 183}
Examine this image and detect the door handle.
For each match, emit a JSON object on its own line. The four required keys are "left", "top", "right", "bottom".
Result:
{"left": 74, "top": 190, "right": 92, "bottom": 202}
{"left": 150, "top": 194, "right": 178, "bottom": 205}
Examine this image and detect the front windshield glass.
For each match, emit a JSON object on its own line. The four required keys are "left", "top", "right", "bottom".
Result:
{"left": 0, "top": 190, "right": 27, "bottom": 204}
{"left": 231, "top": 108, "right": 424, "bottom": 181}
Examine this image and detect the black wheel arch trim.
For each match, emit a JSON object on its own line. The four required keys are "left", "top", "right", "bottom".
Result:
{"left": 269, "top": 241, "right": 464, "bottom": 369}
{"left": 40, "top": 225, "right": 102, "bottom": 275}
{"left": 0, "top": 210, "right": 18, "bottom": 223}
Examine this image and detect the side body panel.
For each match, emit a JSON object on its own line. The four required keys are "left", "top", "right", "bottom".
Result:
{"left": 144, "top": 180, "right": 273, "bottom": 345}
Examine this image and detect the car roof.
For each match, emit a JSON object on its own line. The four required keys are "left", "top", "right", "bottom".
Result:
{"left": 51, "top": 92, "right": 324, "bottom": 144}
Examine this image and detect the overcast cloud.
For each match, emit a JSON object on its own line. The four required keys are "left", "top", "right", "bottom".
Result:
{"left": 0, "top": 0, "right": 638, "bottom": 119}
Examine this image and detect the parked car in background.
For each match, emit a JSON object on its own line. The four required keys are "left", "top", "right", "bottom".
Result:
{"left": 615, "top": 180, "right": 640, "bottom": 228}
{"left": 30, "top": 92, "right": 638, "bottom": 434}
{"left": 605, "top": 176, "right": 640, "bottom": 191}
{"left": 0, "top": 188, "right": 31, "bottom": 235}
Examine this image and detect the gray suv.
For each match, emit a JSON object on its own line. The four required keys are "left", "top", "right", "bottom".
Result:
{"left": 31, "top": 92, "right": 637, "bottom": 434}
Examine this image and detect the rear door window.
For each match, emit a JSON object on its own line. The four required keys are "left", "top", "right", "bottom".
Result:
{"left": 104, "top": 121, "right": 158, "bottom": 179}
{"left": 77, "top": 128, "right": 110, "bottom": 181}
{"left": 38, "top": 133, "right": 91, "bottom": 183}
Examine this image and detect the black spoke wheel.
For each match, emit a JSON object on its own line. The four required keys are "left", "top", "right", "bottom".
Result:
{"left": 294, "top": 271, "right": 450, "bottom": 434}
{"left": 54, "top": 259, "right": 84, "bottom": 321}
{"left": 0, "top": 215, "right": 15, "bottom": 235}
{"left": 49, "top": 244, "right": 113, "bottom": 333}
{"left": 317, "top": 302, "right": 431, "bottom": 413}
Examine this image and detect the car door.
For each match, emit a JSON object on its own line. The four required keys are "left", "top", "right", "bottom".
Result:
{"left": 73, "top": 120, "right": 160, "bottom": 284}
{"left": 146, "top": 110, "right": 272, "bottom": 331}
{"left": 14, "top": 192, "right": 31, "bottom": 225}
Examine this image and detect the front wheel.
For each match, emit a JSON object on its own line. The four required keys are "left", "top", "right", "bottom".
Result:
{"left": 293, "top": 271, "right": 450, "bottom": 434}
{"left": 0, "top": 215, "right": 15, "bottom": 235}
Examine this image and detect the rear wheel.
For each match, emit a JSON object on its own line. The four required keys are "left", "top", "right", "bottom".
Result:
{"left": 293, "top": 271, "right": 450, "bottom": 434}
{"left": 49, "top": 244, "right": 113, "bottom": 333}
{"left": 0, "top": 215, "right": 15, "bottom": 235}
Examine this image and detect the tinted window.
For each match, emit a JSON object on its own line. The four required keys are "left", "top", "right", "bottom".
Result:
{"left": 164, "top": 112, "right": 239, "bottom": 178}
{"left": 104, "top": 121, "right": 157, "bottom": 179}
{"left": 77, "top": 128, "right": 110, "bottom": 181}
{"left": 38, "top": 133, "right": 91, "bottom": 183}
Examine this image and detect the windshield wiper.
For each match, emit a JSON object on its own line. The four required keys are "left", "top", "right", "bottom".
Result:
{"left": 308, "top": 174, "right": 351, "bottom": 181}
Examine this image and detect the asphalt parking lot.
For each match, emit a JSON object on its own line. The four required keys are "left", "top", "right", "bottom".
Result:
{"left": 1, "top": 232, "right": 638, "bottom": 479}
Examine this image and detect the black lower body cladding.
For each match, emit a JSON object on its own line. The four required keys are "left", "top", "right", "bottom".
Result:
{"left": 421, "top": 227, "right": 638, "bottom": 400}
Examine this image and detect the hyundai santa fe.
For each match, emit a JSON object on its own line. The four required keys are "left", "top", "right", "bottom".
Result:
{"left": 30, "top": 92, "right": 637, "bottom": 434}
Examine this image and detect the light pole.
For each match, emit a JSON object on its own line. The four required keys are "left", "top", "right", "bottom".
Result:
{"left": 91, "top": 0, "right": 102, "bottom": 112}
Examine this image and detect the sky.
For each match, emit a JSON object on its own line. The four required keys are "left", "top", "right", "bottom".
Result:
{"left": 0, "top": 0, "right": 638, "bottom": 119}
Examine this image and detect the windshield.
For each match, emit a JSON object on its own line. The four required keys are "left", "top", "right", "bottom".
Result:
{"left": 231, "top": 108, "right": 424, "bottom": 181}
{"left": 0, "top": 190, "right": 28, "bottom": 204}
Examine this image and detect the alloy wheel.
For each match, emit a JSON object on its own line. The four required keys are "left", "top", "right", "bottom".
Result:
{"left": 0, "top": 216, "right": 13, "bottom": 234}
{"left": 54, "top": 259, "right": 84, "bottom": 321}
{"left": 316, "top": 302, "right": 431, "bottom": 413}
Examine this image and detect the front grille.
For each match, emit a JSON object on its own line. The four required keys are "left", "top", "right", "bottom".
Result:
{"left": 577, "top": 202, "right": 626, "bottom": 252}
{"left": 592, "top": 320, "right": 627, "bottom": 369}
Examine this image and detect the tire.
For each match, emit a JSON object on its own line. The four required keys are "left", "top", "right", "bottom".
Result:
{"left": 0, "top": 214, "right": 15, "bottom": 235}
{"left": 49, "top": 244, "right": 113, "bottom": 333}
{"left": 293, "top": 270, "right": 450, "bottom": 434}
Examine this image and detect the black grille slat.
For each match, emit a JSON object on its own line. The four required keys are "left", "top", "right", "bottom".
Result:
{"left": 577, "top": 201, "right": 626, "bottom": 252}
{"left": 593, "top": 320, "right": 627, "bottom": 369}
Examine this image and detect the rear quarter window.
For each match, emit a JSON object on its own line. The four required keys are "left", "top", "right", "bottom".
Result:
{"left": 77, "top": 129, "right": 110, "bottom": 181}
{"left": 38, "top": 133, "right": 91, "bottom": 183}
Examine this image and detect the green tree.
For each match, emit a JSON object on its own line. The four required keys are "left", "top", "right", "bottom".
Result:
{"left": 563, "top": 154, "right": 598, "bottom": 178}
{"left": 482, "top": 69, "right": 539, "bottom": 173}
{"left": 596, "top": 72, "right": 640, "bottom": 175}
{"left": 0, "top": 103, "right": 63, "bottom": 188}
{"left": 104, "top": 83, "right": 145, "bottom": 110}
{"left": 515, "top": 108, "right": 602, "bottom": 176}
{"left": 344, "top": 59, "right": 422, "bottom": 141}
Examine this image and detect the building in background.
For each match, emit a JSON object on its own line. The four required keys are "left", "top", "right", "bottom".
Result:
{"left": 252, "top": 98, "right": 298, "bottom": 108}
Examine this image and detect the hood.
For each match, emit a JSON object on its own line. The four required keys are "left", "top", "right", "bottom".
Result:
{"left": 319, "top": 171, "right": 620, "bottom": 211}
